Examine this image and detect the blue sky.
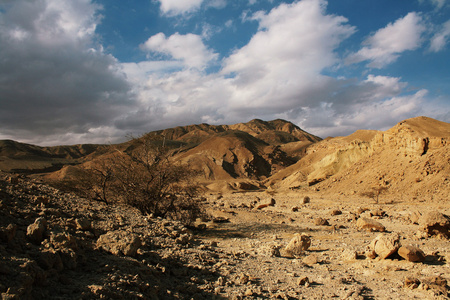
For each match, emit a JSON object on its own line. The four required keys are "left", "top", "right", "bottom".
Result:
{"left": 0, "top": 0, "right": 449, "bottom": 145}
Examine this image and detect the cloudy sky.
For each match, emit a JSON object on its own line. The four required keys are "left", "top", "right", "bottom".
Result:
{"left": 0, "top": 0, "right": 449, "bottom": 146}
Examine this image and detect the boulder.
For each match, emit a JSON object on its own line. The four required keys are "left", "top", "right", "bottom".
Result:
{"left": 419, "top": 211, "right": 450, "bottom": 239}
{"left": 26, "top": 217, "right": 47, "bottom": 244}
{"left": 398, "top": 245, "right": 425, "bottom": 262}
{"left": 0, "top": 224, "right": 17, "bottom": 243}
{"left": 284, "top": 233, "right": 311, "bottom": 257}
{"left": 356, "top": 217, "right": 385, "bottom": 232}
{"left": 75, "top": 218, "right": 91, "bottom": 231}
{"left": 370, "top": 233, "right": 400, "bottom": 259}
{"left": 96, "top": 230, "right": 141, "bottom": 256}
{"left": 314, "top": 218, "right": 329, "bottom": 226}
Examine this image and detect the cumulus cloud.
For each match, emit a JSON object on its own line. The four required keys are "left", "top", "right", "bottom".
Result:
{"left": 430, "top": 20, "right": 450, "bottom": 52}
{"left": 0, "top": 0, "right": 133, "bottom": 145}
{"left": 157, "top": 0, "right": 204, "bottom": 15}
{"left": 347, "top": 12, "right": 426, "bottom": 68}
{"left": 141, "top": 32, "right": 218, "bottom": 70}
{"left": 156, "top": 0, "right": 225, "bottom": 16}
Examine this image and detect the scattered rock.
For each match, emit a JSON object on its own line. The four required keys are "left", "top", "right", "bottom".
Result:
{"left": 370, "top": 233, "right": 400, "bottom": 259}
{"left": 96, "top": 230, "right": 141, "bottom": 256}
{"left": 301, "top": 196, "right": 310, "bottom": 204}
{"left": 314, "top": 217, "right": 329, "bottom": 226}
{"left": 356, "top": 217, "right": 385, "bottom": 232}
{"left": 26, "top": 217, "right": 47, "bottom": 244}
{"left": 341, "top": 249, "right": 358, "bottom": 261}
{"left": 419, "top": 211, "right": 450, "bottom": 239}
{"left": 398, "top": 245, "right": 425, "bottom": 262}
{"left": 302, "top": 254, "right": 319, "bottom": 266}
{"left": 0, "top": 223, "right": 17, "bottom": 243}
{"left": 297, "top": 276, "right": 309, "bottom": 286}
{"left": 404, "top": 277, "right": 421, "bottom": 289}
{"left": 284, "top": 233, "right": 311, "bottom": 257}
{"left": 331, "top": 209, "right": 342, "bottom": 216}
{"left": 75, "top": 218, "right": 91, "bottom": 231}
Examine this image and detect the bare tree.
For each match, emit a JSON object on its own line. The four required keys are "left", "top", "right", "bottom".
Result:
{"left": 360, "top": 186, "right": 389, "bottom": 204}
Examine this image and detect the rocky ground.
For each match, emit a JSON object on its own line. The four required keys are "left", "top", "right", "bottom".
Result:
{"left": 1, "top": 173, "right": 449, "bottom": 299}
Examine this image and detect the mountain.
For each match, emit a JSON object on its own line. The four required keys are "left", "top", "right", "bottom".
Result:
{"left": 2, "top": 116, "right": 449, "bottom": 200}
{"left": 269, "top": 116, "right": 450, "bottom": 201}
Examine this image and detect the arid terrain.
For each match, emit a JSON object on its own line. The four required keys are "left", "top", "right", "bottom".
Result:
{"left": 1, "top": 116, "right": 449, "bottom": 299}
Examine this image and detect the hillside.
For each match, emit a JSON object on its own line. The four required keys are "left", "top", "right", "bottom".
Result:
{"left": 269, "top": 116, "right": 450, "bottom": 201}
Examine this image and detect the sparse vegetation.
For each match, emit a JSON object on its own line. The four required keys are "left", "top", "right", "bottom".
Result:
{"left": 59, "top": 135, "right": 205, "bottom": 225}
{"left": 360, "top": 186, "right": 389, "bottom": 204}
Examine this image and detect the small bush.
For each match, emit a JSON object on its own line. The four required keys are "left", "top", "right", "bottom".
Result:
{"left": 59, "top": 135, "right": 205, "bottom": 226}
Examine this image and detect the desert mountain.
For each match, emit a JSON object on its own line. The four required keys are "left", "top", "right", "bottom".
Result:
{"left": 1, "top": 116, "right": 449, "bottom": 200}
{"left": 269, "top": 116, "right": 450, "bottom": 201}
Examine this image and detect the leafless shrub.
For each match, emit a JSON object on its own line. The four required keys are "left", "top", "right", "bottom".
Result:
{"left": 60, "top": 135, "right": 205, "bottom": 225}
{"left": 360, "top": 186, "right": 389, "bottom": 204}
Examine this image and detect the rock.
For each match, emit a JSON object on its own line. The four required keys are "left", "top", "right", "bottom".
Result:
{"left": 301, "top": 196, "right": 310, "bottom": 204}
{"left": 331, "top": 209, "right": 342, "bottom": 216}
{"left": 365, "top": 249, "right": 377, "bottom": 259}
{"left": 0, "top": 224, "right": 17, "bottom": 243}
{"left": 291, "top": 206, "right": 299, "bottom": 212}
{"left": 341, "top": 249, "right": 358, "bottom": 261}
{"left": 398, "top": 245, "right": 425, "bottom": 262}
{"left": 356, "top": 217, "right": 385, "bottom": 232}
{"left": 302, "top": 254, "right": 319, "bottom": 266}
{"left": 26, "top": 217, "right": 47, "bottom": 244}
{"left": 284, "top": 233, "right": 311, "bottom": 257}
{"left": 409, "top": 211, "right": 421, "bottom": 224}
{"left": 404, "top": 277, "right": 420, "bottom": 289}
{"left": 314, "top": 217, "right": 329, "bottom": 226}
{"left": 419, "top": 211, "right": 450, "bottom": 239}
{"left": 96, "top": 230, "right": 142, "bottom": 256}
{"left": 50, "top": 232, "right": 78, "bottom": 250}
{"left": 38, "top": 249, "right": 63, "bottom": 271}
{"left": 259, "top": 244, "right": 281, "bottom": 257}
{"left": 59, "top": 248, "right": 77, "bottom": 270}
{"left": 297, "top": 276, "right": 309, "bottom": 286}
{"left": 370, "top": 233, "right": 400, "bottom": 259}
{"left": 75, "top": 218, "right": 91, "bottom": 231}
{"left": 422, "top": 276, "right": 448, "bottom": 295}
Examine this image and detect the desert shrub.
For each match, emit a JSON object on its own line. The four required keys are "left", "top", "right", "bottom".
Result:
{"left": 360, "top": 186, "right": 388, "bottom": 204}
{"left": 62, "top": 135, "right": 205, "bottom": 225}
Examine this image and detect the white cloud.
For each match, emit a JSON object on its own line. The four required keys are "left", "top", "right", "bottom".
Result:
{"left": 347, "top": 12, "right": 426, "bottom": 68}
{"left": 157, "top": 0, "right": 225, "bottom": 16}
{"left": 157, "top": 0, "right": 204, "bottom": 15}
{"left": 141, "top": 32, "right": 218, "bottom": 70}
{"left": 430, "top": 20, "right": 450, "bottom": 52}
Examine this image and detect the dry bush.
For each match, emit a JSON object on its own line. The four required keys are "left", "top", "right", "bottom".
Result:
{"left": 60, "top": 135, "right": 205, "bottom": 225}
{"left": 360, "top": 186, "right": 389, "bottom": 204}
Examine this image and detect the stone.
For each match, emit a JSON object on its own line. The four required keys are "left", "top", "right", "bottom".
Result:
{"left": 75, "top": 218, "right": 91, "bottom": 231}
{"left": 356, "top": 217, "right": 385, "bottom": 232}
{"left": 58, "top": 248, "right": 77, "bottom": 270}
{"left": 370, "top": 233, "right": 400, "bottom": 259}
{"left": 404, "top": 277, "right": 420, "bottom": 289}
{"left": 398, "top": 245, "right": 425, "bottom": 262}
{"left": 301, "top": 196, "right": 310, "bottom": 204}
{"left": 284, "top": 233, "right": 311, "bottom": 257}
{"left": 297, "top": 276, "right": 309, "bottom": 286}
{"left": 50, "top": 232, "right": 78, "bottom": 250}
{"left": 331, "top": 209, "right": 342, "bottom": 216}
{"left": 26, "top": 217, "right": 47, "bottom": 244}
{"left": 314, "top": 217, "right": 329, "bottom": 226}
{"left": 0, "top": 224, "right": 17, "bottom": 243}
{"left": 302, "top": 254, "right": 319, "bottom": 266}
{"left": 419, "top": 211, "right": 450, "bottom": 239}
{"left": 38, "top": 249, "right": 63, "bottom": 271}
{"left": 96, "top": 230, "right": 142, "bottom": 256}
{"left": 341, "top": 249, "right": 358, "bottom": 261}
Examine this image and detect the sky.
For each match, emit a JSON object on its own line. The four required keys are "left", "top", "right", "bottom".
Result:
{"left": 0, "top": 0, "right": 449, "bottom": 146}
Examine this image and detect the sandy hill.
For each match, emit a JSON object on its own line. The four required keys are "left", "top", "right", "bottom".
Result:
{"left": 269, "top": 116, "right": 450, "bottom": 201}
